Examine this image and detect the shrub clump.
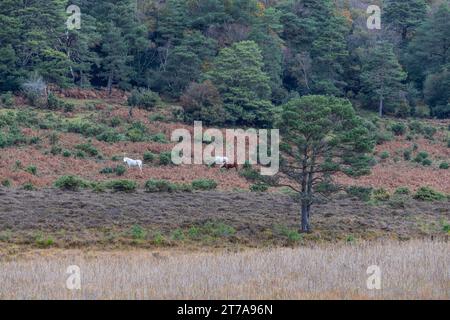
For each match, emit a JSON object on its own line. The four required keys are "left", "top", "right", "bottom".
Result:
{"left": 379, "top": 151, "right": 390, "bottom": 160}
{"left": 159, "top": 151, "right": 172, "bottom": 166}
{"left": 250, "top": 182, "right": 269, "bottom": 192}
{"left": 372, "top": 188, "right": 391, "bottom": 201}
{"left": 54, "top": 175, "right": 89, "bottom": 191}
{"left": 346, "top": 186, "right": 373, "bottom": 202}
{"left": 414, "top": 187, "right": 446, "bottom": 202}
{"left": 104, "top": 180, "right": 137, "bottom": 193}
{"left": 127, "top": 88, "right": 161, "bottom": 110}
{"left": 192, "top": 179, "right": 218, "bottom": 191}
{"left": 75, "top": 142, "right": 99, "bottom": 157}
{"left": 439, "top": 162, "right": 449, "bottom": 170}
{"left": 143, "top": 151, "right": 156, "bottom": 163}
{"left": 145, "top": 179, "right": 177, "bottom": 193}
{"left": 394, "top": 187, "right": 411, "bottom": 195}
{"left": 100, "top": 165, "right": 126, "bottom": 176}
{"left": 390, "top": 122, "right": 406, "bottom": 136}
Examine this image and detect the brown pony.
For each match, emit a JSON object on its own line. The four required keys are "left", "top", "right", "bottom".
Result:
{"left": 221, "top": 161, "right": 238, "bottom": 171}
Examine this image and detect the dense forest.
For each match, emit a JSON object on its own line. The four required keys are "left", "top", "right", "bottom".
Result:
{"left": 0, "top": 0, "right": 449, "bottom": 124}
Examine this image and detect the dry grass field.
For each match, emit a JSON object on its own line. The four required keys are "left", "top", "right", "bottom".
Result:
{"left": 0, "top": 240, "right": 448, "bottom": 300}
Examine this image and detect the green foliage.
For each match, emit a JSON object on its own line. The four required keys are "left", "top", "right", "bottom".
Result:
{"left": 104, "top": 180, "right": 137, "bottom": 193}
{"left": 0, "top": 0, "right": 447, "bottom": 122}
{"left": 1, "top": 179, "right": 11, "bottom": 188}
{"left": 35, "top": 234, "right": 55, "bottom": 248}
{"left": 145, "top": 179, "right": 177, "bottom": 193}
{"left": 395, "top": 187, "right": 411, "bottom": 195}
{"left": 150, "top": 133, "right": 167, "bottom": 143}
{"left": 47, "top": 93, "right": 75, "bottom": 112}
{"left": 422, "top": 158, "right": 432, "bottom": 166}
{"left": 414, "top": 151, "right": 429, "bottom": 163}
{"left": 191, "top": 179, "right": 217, "bottom": 191}
{"left": 54, "top": 176, "right": 89, "bottom": 191}
{"left": 380, "top": 151, "right": 390, "bottom": 160}
{"left": 202, "top": 222, "right": 236, "bottom": 238}
{"left": 100, "top": 165, "right": 126, "bottom": 176}
{"left": 181, "top": 80, "right": 225, "bottom": 125}
{"left": 171, "top": 229, "right": 185, "bottom": 241}
{"left": 414, "top": 187, "right": 446, "bottom": 202}
{"left": 250, "top": 182, "right": 269, "bottom": 192}
{"left": 206, "top": 41, "right": 274, "bottom": 127}
{"left": 143, "top": 151, "right": 156, "bottom": 163}
{"left": 0, "top": 92, "right": 14, "bottom": 107}
{"left": 403, "top": 149, "right": 412, "bottom": 161}
{"left": 372, "top": 188, "right": 391, "bottom": 202}
{"left": 149, "top": 113, "right": 166, "bottom": 122}
{"left": 26, "top": 165, "right": 37, "bottom": 175}
{"left": 22, "top": 182, "right": 35, "bottom": 191}
{"left": 159, "top": 152, "right": 172, "bottom": 166}
{"left": 439, "top": 162, "right": 449, "bottom": 170}
{"left": 280, "top": 95, "right": 374, "bottom": 231}
{"left": 275, "top": 225, "right": 303, "bottom": 244}
{"left": 131, "top": 225, "right": 147, "bottom": 240}
{"left": 75, "top": 142, "right": 99, "bottom": 157}
{"left": 347, "top": 186, "right": 373, "bottom": 202}
{"left": 390, "top": 122, "right": 407, "bottom": 136}
{"left": 128, "top": 88, "right": 161, "bottom": 110}
{"left": 358, "top": 42, "right": 407, "bottom": 116}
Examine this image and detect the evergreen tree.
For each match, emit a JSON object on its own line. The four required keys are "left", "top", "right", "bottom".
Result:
{"left": 279, "top": 0, "right": 349, "bottom": 96}
{"left": 406, "top": 3, "right": 450, "bottom": 88}
{"left": 249, "top": 7, "right": 285, "bottom": 102}
{"left": 206, "top": 41, "right": 273, "bottom": 127}
{"left": 99, "top": 22, "right": 133, "bottom": 94}
{"left": 156, "top": 31, "right": 217, "bottom": 97}
{"left": 279, "top": 95, "right": 374, "bottom": 232}
{"left": 424, "top": 68, "right": 450, "bottom": 118}
{"left": 359, "top": 42, "right": 407, "bottom": 117}
{"left": 62, "top": 0, "right": 100, "bottom": 87}
{"left": 384, "top": 0, "right": 428, "bottom": 42}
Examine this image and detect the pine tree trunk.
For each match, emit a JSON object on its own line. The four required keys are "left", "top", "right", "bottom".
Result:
{"left": 301, "top": 202, "right": 310, "bottom": 233}
{"left": 379, "top": 96, "right": 384, "bottom": 117}
{"left": 107, "top": 72, "right": 113, "bottom": 96}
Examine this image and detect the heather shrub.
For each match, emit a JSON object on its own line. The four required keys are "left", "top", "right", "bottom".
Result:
{"left": 394, "top": 187, "right": 411, "bottom": 195}
{"left": 192, "top": 179, "right": 217, "bottom": 191}
{"left": 54, "top": 175, "right": 89, "bottom": 191}
{"left": 414, "top": 187, "right": 446, "bottom": 202}
{"left": 75, "top": 142, "right": 99, "bottom": 157}
{"left": 346, "top": 186, "right": 373, "bottom": 202}
{"left": 128, "top": 88, "right": 161, "bottom": 110}
{"left": 159, "top": 152, "right": 172, "bottom": 166}
{"left": 380, "top": 151, "right": 390, "bottom": 160}
{"left": 390, "top": 122, "right": 406, "bottom": 136}
{"left": 439, "top": 162, "right": 449, "bottom": 170}
{"left": 372, "top": 188, "right": 390, "bottom": 201}
{"left": 104, "top": 180, "right": 137, "bottom": 193}
{"left": 1, "top": 179, "right": 11, "bottom": 187}
{"left": 143, "top": 151, "right": 156, "bottom": 163}
{"left": 250, "top": 182, "right": 269, "bottom": 192}
{"left": 0, "top": 92, "right": 14, "bottom": 107}
{"left": 145, "top": 179, "right": 177, "bottom": 193}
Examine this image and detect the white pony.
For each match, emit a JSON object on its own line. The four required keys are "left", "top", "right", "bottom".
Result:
{"left": 214, "top": 156, "right": 229, "bottom": 165}
{"left": 123, "top": 157, "right": 143, "bottom": 172}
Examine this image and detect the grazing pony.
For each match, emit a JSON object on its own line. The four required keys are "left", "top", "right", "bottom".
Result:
{"left": 221, "top": 161, "right": 238, "bottom": 171}
{"left": 213, "top": 156, "right": 229, "bottom": 166}
{"left": 123, "top": 157, "right": 143, "bottom": 172}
